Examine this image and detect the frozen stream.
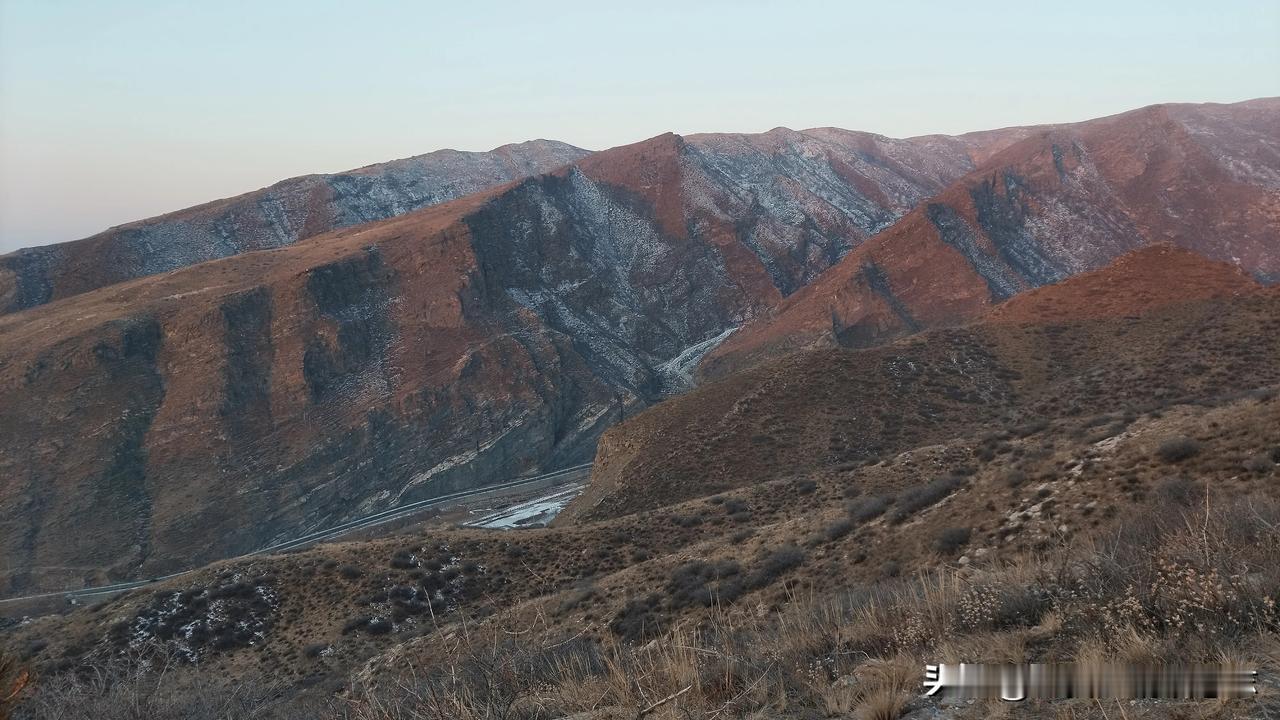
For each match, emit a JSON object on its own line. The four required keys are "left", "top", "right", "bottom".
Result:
{"left": 464, "top": 482, "right": 587, "bottom": 529}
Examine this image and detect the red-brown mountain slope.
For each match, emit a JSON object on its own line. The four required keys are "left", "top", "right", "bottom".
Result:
{"left": 990, "top": 244, "right": 1261, "bottom": 323}
{"left": 701, "top": 98, "right": 1280, "bottom": 378}
{"left": 564, "top": 246, "right": 1271, "bottom": 522}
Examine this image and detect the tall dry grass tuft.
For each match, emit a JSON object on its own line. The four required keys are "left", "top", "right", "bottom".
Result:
{"left": 9, "top": 647, "right": 313, "bottom": 720}
{"left": 1, "top": 651, "right": 31, "bottom": 720}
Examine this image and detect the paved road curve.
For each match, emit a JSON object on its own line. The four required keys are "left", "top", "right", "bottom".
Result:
{"left": 0, "top": 464, "right": 591, "bottom": 606}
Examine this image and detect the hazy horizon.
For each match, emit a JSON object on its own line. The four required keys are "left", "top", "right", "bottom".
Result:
{"left": 2, "top": 0, "right": 1277, "bottom": 253}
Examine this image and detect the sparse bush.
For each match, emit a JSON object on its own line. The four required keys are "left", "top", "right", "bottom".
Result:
{"left": 890, "top": 475, "right": 963, "bottom": 523}
{"left": 610, "top": 594, "right": 662, "bottom": 641}
{"left": 341, "top": 616, "right": 371, "bottom": 634}
{"left": 1156, "top": 436, "right": 1201, "bottom": 463}
{"left": 934, "top": 527, "right": 971, "bottom": 555}
{"left": 749, "top": 544, "right": 805, "bottom": 588}
{"left": 556, "top": 587, "right": 596, "bottom": 615}
{"left": 1244, "top": 453, "right": 1275, "bottom": 474}
{"left": 667, "top": 560, "right": 743, "bottom": 608}
{"left": 389, "top": 550, "right": 417, "bottom": 569}
{"left": 1015, "top": 418, "right": 1050, "bottom": 437}
{"left": 338, "top": 564, "right": 363, "bottom": 580}
{"left": 955, "top": 584, "right": 1050, "bottom": 631}
{"left": 1004, "top": 469, "right": 1028, "bottom": 487}
{"left": 846, "top": 495, "right": 891, "bottom": 524}
{"left": 20, "top": 640, "right": 46, "bottom": 661}
{"left": 824, "top": 518, "right": 855, "bottom": 541}
{"left": 1154, "top": 477, "right": 1202, "bottom": 508}
{"left": 671, "top": 513, "right": 704, "bottom": 528}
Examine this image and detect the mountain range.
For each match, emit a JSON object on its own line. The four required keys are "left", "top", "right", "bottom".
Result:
{"left": 0, "top": 98, "right": 1276, "bottom": 597}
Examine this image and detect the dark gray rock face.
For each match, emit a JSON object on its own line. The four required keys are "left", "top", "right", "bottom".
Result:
{"left": 683, "top": 128, "right": 976, "bottom": 295}
{"left": 926, "top": 202, "right": 1021, "bottom": 301}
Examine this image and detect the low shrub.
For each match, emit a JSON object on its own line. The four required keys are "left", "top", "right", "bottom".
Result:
{"left": 1154, "top": 476, "right": 1202, "bottom": 507}
{"left": 1244, "top": 453, "right": 1275, "bottom": 474}
{"left": 667, "top": 560, "right": 744, "bottom": 608}
{"left": 890, "top": 475, "right": 963, "bottom": 523}
{"left": 824, "top": 518, "right": 855, "bottom": 541}
{"left": 934, "top": 527, "right": 971, "bottom": 555}
{"left": 1015, "top": 418, "right": 1050, "bottom": 437}
{"left": 1156, "top": 436, "right": 1201, "bottom": 463}
{"left": 610, "top": 594, "right": 662, "bottom": 641}
{"left": 749, "top": 545, "right": 805, "bottom": 588}
{"left": 846, "top": 495, "right": 891, "bottom": 524}
{"left": 341, "top": 616, "right": 371, "bottom": 635}
{"left": 671, "top": 513, "right": 704, "bottom": 528}
{"left": 556, "top": 587, "right": 597, "bottom": 615}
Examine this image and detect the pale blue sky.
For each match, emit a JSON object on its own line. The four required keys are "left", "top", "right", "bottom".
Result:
{"left": 1, "top": 0, "right": 1277, "bottom": 252}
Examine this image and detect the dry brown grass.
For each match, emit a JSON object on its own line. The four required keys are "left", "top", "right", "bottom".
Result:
{"left": 12, "top": 487, "right": 1280, "bottom": 720}
{"left": 0, "top": 651, "right": 31, "bottom": 720}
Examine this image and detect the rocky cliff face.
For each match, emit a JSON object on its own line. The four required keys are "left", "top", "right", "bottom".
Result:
{"left": 701, "top": 99, "right": 1280, "bottom": 377}
{"left": 0, "top": 127, "right": 987, "bottom": 593}
{"left": 565, "top": 246, "right": 1273, "bottom": 522}
{"left": 0, "top": 140, "right": 590, "bottom": 315}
